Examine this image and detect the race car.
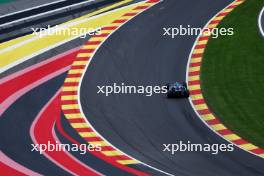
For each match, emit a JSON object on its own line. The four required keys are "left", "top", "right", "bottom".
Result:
{"left": 166, "top": 82, "right": 190, "bottom": 98}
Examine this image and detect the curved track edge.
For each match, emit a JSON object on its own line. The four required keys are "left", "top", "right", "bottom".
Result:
{"left": 186, "top": 0, "right": 264, "bottom": 160}
{"left": 60, "top": 0, "right": 174, "bottom": 175}
{"left": 258, "top": 5, "right": 264, "bottom": 38}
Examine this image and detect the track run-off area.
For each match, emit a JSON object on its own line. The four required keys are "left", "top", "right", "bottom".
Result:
{"left": 1, "top": 0, "right": 264, "bottom": 175}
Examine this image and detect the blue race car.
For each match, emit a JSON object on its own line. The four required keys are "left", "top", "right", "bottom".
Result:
{"left": 166, "top": 82, "right": 190, "bottom": 98}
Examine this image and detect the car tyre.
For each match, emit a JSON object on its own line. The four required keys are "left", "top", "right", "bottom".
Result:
{"left": 182, "top": 82, "right": 187, "bottom": 88}
{"left": 185, "top": 90, "right": 190, "bottom": 98}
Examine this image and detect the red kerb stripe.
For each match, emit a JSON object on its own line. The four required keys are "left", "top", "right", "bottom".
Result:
{"left": 190, "top": 62, "right": 201, "bottom": 67}
{"left": 123, "top": 13, "right": 137, "bottom": 16}
{"left": 63, "top": 82, "right": 79, "bottom": 87}
{"left": 75, "top": 57, "right": 90, "bottom": 61}
{"left": 84, "top": 137, "right": 102, "bottom": 141}
{"left": 112, "top": 19, "right": 127, "bottom": 23}
{"left": 218, "top": 129, "right": 233, "bottom": 135}
{"left": 61, "top": 91, "right": 78, "bottom": 96}
{"left": 207, "top": 118, "right": 221, "bottom": 125}
{"left": 62, "top": 109, "right": 81, "bottom": 114}
{"left": 199, "top": 36, "right": 209, "bottom": 41}
{"left": 195, "top": 44, "right": 206, "bottom": 49}
{"left": 217, "top": 12, "right": 229, "bottom": 17}
{"left": 75, "top": 128, "right": 93, "bottom": 132}
{"left": 93, "top": 33, "right": 109, "bottom": 38}
{"left": 71, "top": 65, "right": 86, "bottom": 69}
{"left": 101, "top": 26, "right": 118, "bottom": 30}
{"left": 133, "top": 6, "right": 149, "bottom": 10}
{"left": 210, "top": 20, "right": 221, "bottom": 24}
{"left": 67, "top": 74, "right": 82, "bottom": 78}
{"left": 198, "top": 109, "right": 210, "bottom": 115}
{"left": 250, "top": 148, "right": 264, "bottom": 154}
{"left": 227, "top": 5, "right": 237, "bottom": 9}
{"left": 190, "top": 89, "right": 201, "bottom": 95}
{"left": 68, "top": 118, "right": 86, "bottom": 123}
{"left": 232, "top": 139, "right": 248, "bottom": 145}
{"left": 192, "top": 99, "right": 205, "bottom": 105}
{"left": 189, "top": 71, "right": 200, "bottom": 76}
{"left": 192, "top": 53, "right": 203, "bottom": 58}
{"left": 188, "top": 80, "right": 200, "bottom": 85}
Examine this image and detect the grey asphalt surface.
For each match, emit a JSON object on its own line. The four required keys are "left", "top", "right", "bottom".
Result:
{"left": 0, "top": 0, "right": 135, "bottom": 78}
{"left": 80, "top": 0, "right": 264, "bottom": 175}
{"left": 57, "top": 114, "right": 160, "bottom": 175}
{"left": 0, "top": 36, "right": 86, "bottom": 78}
{"left": 0, "top": 68, "right": 157, "bottom": 175}
{"left": 0, "top": 0, "right": 87, "bottom": 24}
{"left": 0, "top": 74, "right": 71, "bottom": 176}
{"left": 0, "top": 64, "right": 152, "bottom": 175}
{"left": 0, "top": 0, "right": 55, "bottom": 16}
{"left": 0, "top": 0, "right": 120, "bottom": 43}
{"left": 0, "top": 72, "right": 142, "bottom": 176}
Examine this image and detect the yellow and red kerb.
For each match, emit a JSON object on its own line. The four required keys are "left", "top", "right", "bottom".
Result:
{"left": 188, "top": 0, "right": 264, "bottom": 158}
{"left": 61, "top": 0, "right": 161, "bottom": 172}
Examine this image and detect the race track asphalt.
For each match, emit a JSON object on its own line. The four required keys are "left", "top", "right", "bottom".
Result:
{"left": 80, "top": 0, "right": 264, "bottom": 175}
{"left": 0, "top": 74, "right": 70, "bottom": 176}
{"left": 0, "top": 63, "right": 149, "bottom": 175}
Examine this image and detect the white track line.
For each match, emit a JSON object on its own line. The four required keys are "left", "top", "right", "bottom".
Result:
{"left": 0, "top": 0, "right": 67, "bottom": 18}
{"left": 0, "top": 1, "right": 132, "bottom": 74}
{"left": 0, "top": 2, "right": 107, "bottom": 55}
{"left": 186, "top": 0, "right": 264, "bottom": 160}
{"left": 258, "top": 6, "right": 264, "bottom": 38}
{"left": 0, "top": 0, "right": 96, "bottom": 27}
{"left": 77, "top": 1, "right": 174, "bottom": 175}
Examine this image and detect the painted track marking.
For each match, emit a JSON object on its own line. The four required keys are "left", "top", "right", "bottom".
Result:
{"left": 0, "top": 0, "right": 132, "bottom": 73}
{"left": 186, "top": 0, "right": 264, "bottom": 159}
{"left": 0, "top": 0, "right": 67, "bottom": 18}
{"left": 0, "top": 48, "right": 83, "bottom": 175}
{"left": 258, "top": 6, "right": 264, "bottom": 38}
{"left": 61, "top": 0, "right": 174, "bottom": 175}
{"left": 30, "top": 91, "right": 103, "bottom": 176}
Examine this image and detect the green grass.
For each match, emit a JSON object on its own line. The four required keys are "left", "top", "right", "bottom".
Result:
{"left": 201, "top": 0, "right": 264, "bottom": 148}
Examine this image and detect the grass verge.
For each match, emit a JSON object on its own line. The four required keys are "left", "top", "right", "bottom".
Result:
{"left": 201, "top": 0, "right": 264, "bottom": 148}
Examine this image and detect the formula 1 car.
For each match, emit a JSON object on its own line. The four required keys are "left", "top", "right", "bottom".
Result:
{"left": 166, "top": 82, "right": 190, "bottom": 98}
